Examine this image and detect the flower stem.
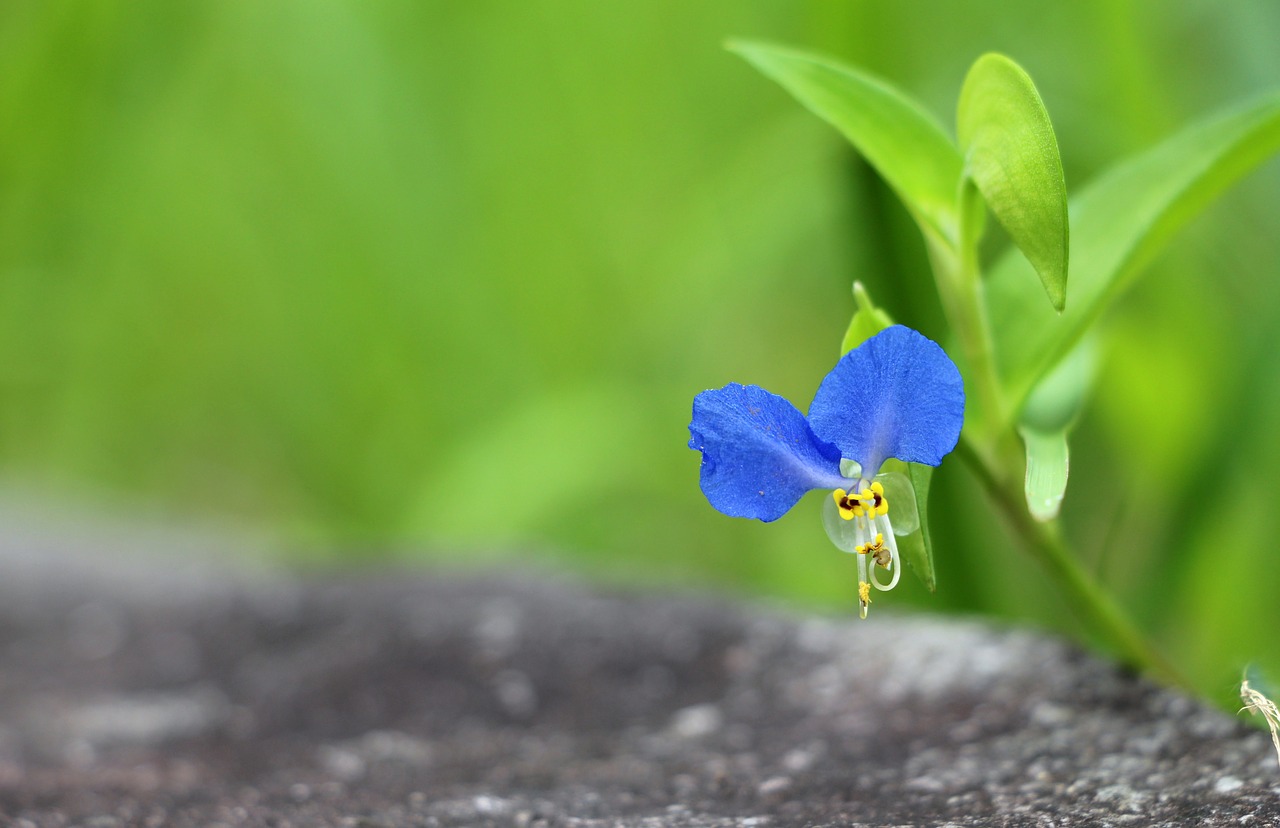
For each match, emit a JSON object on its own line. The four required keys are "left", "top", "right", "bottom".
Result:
{"left": 925, "top": 233, "right": 1009, "bottom": 458}
{"left": 929, "top": 191, "right": 1190, "bottom": 691}
{"left": 955, "top": 437, "right": 1191, "bottom": 690}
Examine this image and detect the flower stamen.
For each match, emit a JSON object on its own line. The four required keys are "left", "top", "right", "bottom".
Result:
{"left": 832, "top": 488, "right": 865, "bottom": 520}
{"left": 823, "top": 472, "right": 924, "bottom": 616}
{"left": 856, "top": 532, "right": 891, "bottom": 567}
{"left": 867, "top": 481, "right": 888, "bottom": 516}
{"left": 833, "top": 481, "right": 891, "bottom": 522}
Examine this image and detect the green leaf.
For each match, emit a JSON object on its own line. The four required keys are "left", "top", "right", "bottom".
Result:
{"left": 988, "top": 91, "right": 1280, "bottom": 413}
{"left": 1019, "top": 426, "right": 1070, "bottom": 523}
{"left": 1020, "top": 337, "right": 1095, "bottom": 432}
{"left": 957, "top": 53, "right": 1069, "bottom": 311}
{"left": 883, "top": 460, "right": 937, "bottom": 592}
{"left": 839, "top": 281, "right": 894, "bottom": 355}
{"left": 729, "top": 40, "right": 963, "bottom": 248}
{"left": 1016, "top": 340, "right": 1095, "bottom": 521}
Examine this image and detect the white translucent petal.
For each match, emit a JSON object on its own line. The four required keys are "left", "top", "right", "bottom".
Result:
{"left": 875, "top": 471, "right": 919, "bottom": 536}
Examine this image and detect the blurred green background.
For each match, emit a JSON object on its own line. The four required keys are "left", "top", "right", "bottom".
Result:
{"left": 1, "top": 1, "right": 1278, "bottom": 695}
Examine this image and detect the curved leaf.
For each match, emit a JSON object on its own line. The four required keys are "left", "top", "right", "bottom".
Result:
{"left": 988, "top": 92, "right": 1280, "bottom": 412}
{"left": 1019, "top": 337, "right": 1096, "bottom": 433}
{"left": 958, "top": 54, "right": 1069, "bottom": 310}
{"left": 882, "top": 459, "right": 936, "bottom": 592}
{"left": 729, "top": 40, "right": 963, "bottom": 248}
{"left": 1017, "top": 339, "right": 1095, "bottom": 521}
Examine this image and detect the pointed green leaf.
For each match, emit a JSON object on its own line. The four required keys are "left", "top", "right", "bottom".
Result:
{"left": 729, "top": 40, "right": 963, "bottom": 248}
{"left": 988, "top": 92, "right": 1280, "bottom": 413}
{"left": 839, "top": 281, "right": 894, "bottom": 355}
{"left": 957, "top": 53, "right": 1069, "bottom": 310}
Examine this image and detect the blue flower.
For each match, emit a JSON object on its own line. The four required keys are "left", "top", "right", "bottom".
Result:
{"left": 688, "top": 325, "right": 964, "bottom": 616}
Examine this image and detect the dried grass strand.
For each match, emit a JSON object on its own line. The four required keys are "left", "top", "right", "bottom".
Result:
{"left": 1240, "top": 679, "right": 1280, "bottom": 770}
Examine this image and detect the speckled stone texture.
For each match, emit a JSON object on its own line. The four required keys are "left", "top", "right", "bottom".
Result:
{"left": 0, "top": 516, "right": 1276, "bottom": 826}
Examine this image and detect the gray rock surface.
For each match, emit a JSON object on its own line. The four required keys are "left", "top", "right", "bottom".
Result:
{"left": 0, "top": 513, "right": 1276, "bottom": 826}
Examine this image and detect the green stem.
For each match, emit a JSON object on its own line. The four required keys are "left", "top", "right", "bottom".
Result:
{"left": 930, "top": 188, "right": 1189, "bottom": 690}
{"left": 955, "top": 437, "right": 1191, "bottom": 689}
{"left": 927, "top": 236, "right": 1007, "bottom": 446}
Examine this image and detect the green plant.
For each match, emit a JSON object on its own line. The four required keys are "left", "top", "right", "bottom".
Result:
{"left": 727, "top": 40, "right": 1280, "bottom": 693}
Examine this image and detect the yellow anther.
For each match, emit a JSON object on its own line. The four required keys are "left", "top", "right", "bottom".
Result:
{"left": 833, "top": 488, "right": 863, "bottom": 520}
{"left": 858, "top": 581, "right": 871, "bottom": 605}
{"left": 863, "top": 533, "right": 890, "bottom": 567}
{"left": 876, "top": 483, "right": 891, "bottom": 515}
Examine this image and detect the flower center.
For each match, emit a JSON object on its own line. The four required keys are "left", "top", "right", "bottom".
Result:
{"left": 832, "top": 481, "right": 888, "bottom": 521}
{"left": 828, "top": 480, "right": 900, "bottom": 619}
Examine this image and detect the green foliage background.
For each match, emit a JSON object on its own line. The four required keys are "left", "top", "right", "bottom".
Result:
{"left": 1, "top": 1, "right": 1278, "bottom": 691}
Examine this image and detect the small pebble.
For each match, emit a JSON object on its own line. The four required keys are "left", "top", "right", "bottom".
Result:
{"left": 1215, "top": 776, "right": 1244, "bottom": 793}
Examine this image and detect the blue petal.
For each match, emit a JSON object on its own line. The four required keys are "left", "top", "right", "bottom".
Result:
{"left": 807, "top": 325, "right": 964, "bottom": 476}
{"left": 689, "top": 383, "right": 847, "bottom": 522}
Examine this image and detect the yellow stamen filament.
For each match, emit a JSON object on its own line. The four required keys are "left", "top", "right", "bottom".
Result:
{"left": 831, "top": 477, "right": 902, "bottom": 619}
